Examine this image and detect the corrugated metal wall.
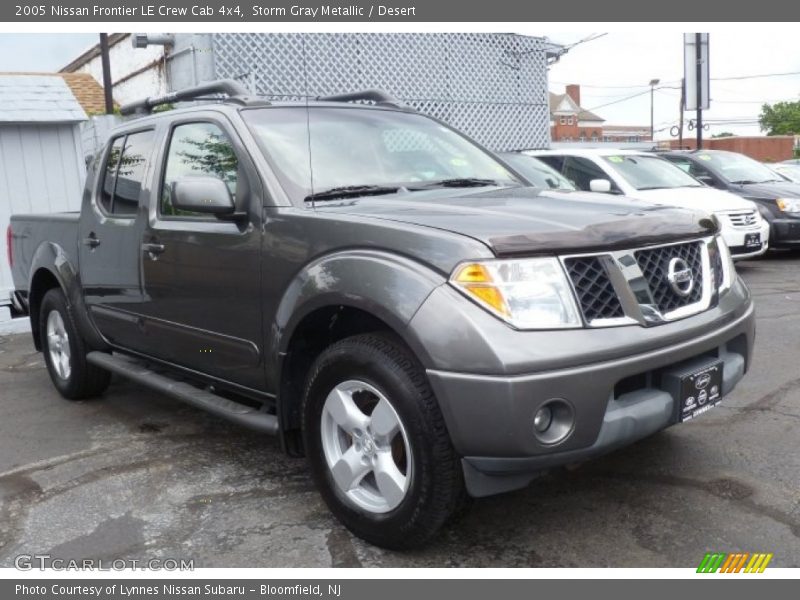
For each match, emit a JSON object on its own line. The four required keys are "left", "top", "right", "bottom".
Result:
{"left": 0, "top": 123, "right": 85, "bottom": 304}
{"left": 210, "top": 33, "right": 551, "bottom": 151}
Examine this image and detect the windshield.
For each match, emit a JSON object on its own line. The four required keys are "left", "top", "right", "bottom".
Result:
{"left": 242, "top": 107, "right": 520, "bottom": 202}
{"left": 773, "top": 164, "right": 800, "bottom": 183}
{"left": 603, "top": 154, "right": 702, "bottom": 190}
{"left": 500, "top": 153, "right": 576, "bottom": 190}
{"left": 697, "top": 152, "right": 784, "bottom": 184}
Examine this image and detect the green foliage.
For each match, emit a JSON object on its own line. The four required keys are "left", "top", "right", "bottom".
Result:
{"left": 759, "top": 101, "right": 800, "bottom": 135}
{"left": 711, "top": 131, "right": 734, "bottom": 138}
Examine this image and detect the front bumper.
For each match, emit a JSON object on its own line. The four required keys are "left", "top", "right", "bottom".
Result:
{"left": 410, "top": 280, "right": 755, "bottom": 498}
{"left": 721, "top": 221, "right": 770, "bottom": 259}
{"left": 770, "top": 216, "right": 800, "bottom": 247}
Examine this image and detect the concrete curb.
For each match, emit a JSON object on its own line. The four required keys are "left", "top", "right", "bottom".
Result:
{"left": 0, "top": 317, "right": 31, "bottom": 336}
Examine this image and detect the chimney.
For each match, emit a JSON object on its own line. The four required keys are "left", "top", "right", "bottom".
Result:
{"left": 566, "top": 84, "right": 581, "bottom": 107}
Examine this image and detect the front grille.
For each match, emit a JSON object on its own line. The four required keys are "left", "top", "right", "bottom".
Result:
{"left": 635, "top": 241, "right": 704, "bottom": 312}
{"left": 564, "top": 257, "right": 624, "bottom": 322}
{"left": 725, "top": 210, "right": 758, "bottom": 228}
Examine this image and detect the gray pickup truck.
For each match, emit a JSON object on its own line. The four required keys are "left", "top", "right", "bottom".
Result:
{"left": 8, "top": 80, "right": 755, "bottom": 549}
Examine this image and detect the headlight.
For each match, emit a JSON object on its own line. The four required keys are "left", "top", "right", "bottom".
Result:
{"left": 716, "top": 235, "right": 735, "bottom": 293}
{"left": 776, "top": 198, "right": 800, "bottom": 212}
{"left": 450, "top": 258, "right": 581, "bottom": 329}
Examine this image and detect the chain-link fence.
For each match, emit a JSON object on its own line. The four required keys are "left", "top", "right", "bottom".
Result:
{"left": 211, "top": 33, "right": 551, "bottom": 151}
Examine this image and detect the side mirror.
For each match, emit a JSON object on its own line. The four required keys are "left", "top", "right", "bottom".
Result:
{"left": 695, "top": 174, "right": 715, "bottom": 186}
{"left": 589, "top": 178, "right": 612, "bottom": 193}
{"left": 172, "top": 177, "right": 236, "bottom": 215}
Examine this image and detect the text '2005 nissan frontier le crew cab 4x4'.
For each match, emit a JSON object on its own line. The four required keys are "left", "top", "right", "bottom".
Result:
{"left": 7, "top": 80, "right": 755, "bottom": 549}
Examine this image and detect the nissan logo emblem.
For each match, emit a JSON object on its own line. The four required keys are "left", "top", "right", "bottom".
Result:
{"left": 695, "top": 373, "right": 712, "bottom": 390}
{"left": 666, "top": 257, "right": 694, "bottom": 297}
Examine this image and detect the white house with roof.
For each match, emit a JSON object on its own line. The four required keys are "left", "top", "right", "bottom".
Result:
{"left": 0, "top": 75, "right": 87, "bottom": 318}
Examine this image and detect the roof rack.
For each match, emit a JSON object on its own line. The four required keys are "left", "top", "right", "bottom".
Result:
{"left": 317, "top": 89, "right": 409, "bottom": 109}
{"left": 119, "top": 79, "right": 256, "bottom": 116}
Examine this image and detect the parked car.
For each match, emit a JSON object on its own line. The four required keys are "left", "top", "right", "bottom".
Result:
{"left": 659, "top": 150, "right": 800, "bottom": 250}
{"left": 8, "top": 81, "right": 755, "bottom": 549}
{"left": 498, "top": 152, "right": 577, "bottom": 191}
{"left": 770, "top": 162, "right": 800, "bottom": 184}
{"left": 526, "top": 149, "right": 769, "bottom": 259}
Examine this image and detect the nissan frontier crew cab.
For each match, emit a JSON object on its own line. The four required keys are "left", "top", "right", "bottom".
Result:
{"left": 8, "top": 81, "right": 755, "bottom": 549}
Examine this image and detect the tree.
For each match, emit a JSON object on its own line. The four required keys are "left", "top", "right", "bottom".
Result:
{"left": 759, "top": 101, "right": 800, "bottom": 135}
{"left": 712, "top": 131, "right": 734, "bottom": 138}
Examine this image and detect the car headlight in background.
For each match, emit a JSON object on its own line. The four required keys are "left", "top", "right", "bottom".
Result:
{"left": 776, "top": 198, "right": 800, "bottom": 213}
{"left": 716, "top": 235, "right": 735, "bottom": 293}
{"left": 450, "top": 258, "right": 581, "bottom": 329}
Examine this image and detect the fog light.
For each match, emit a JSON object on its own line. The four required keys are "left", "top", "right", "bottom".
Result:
{"left": 532, "top": 399, "right": 575, "bottom": 445}
{"left": 533, "top": 406, "right": 553, "bottom": 433}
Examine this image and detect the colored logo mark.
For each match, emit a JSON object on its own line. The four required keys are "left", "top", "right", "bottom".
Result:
{"left": 697, "top": 552, "right": 773, "bottom": 573}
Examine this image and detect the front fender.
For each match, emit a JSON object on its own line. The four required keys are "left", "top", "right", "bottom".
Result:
{"left": 269, "top": 249, "right": 445, "bottom": 377}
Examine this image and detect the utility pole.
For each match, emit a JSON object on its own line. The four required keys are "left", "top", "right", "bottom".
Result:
{"left": 695, "top": 33, "right": 703, "bottom": 150}
{"left": 99, "top": 33, "right": 114, "bottom": 115}
{"left": 679, "top": 78, "right": 685, "bottom": 148}
{"left": 649, "top": 78, "right": 660, "bottom": 141}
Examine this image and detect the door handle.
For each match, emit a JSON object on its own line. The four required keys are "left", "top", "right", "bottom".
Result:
{"left": 142, "top": 242, "right": 165, "bottom": 259}
{"left": 83, "top": 234, "right": 101, "bottom": 248}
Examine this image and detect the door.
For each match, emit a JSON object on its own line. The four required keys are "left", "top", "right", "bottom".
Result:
{"left": 137, "top": 118, "right": 265, "bottom": 390}
{"left": 79, "top": 129, "right": 155, "bottom": 348}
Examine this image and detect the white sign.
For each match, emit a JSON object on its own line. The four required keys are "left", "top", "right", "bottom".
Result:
{"left": 684, "top": 33, "right": 710, "bottom": 111}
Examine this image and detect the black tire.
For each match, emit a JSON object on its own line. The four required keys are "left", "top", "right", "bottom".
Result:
{"left": 302, "top": 332, "right": 466, "bottom": 550}
{"left": 39, "top": 288, "right": 110, "bottom": 400}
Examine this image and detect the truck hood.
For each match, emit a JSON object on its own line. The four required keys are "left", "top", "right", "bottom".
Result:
{"left": 632, "top": 186, "right": 756, "bottom": 214}
{"left": 316, "top": 187, "right": 717, "bottom": 256}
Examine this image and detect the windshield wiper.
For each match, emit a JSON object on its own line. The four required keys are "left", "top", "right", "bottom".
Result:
{"left": 636, "top": 185, "right": 670, "bottom": 190}
{"left": 304, "top": 185, "right": 400, "bottom": 202}
{"left": 410, "top": 178, "right": 510, "bottom": 189}
{"left": 731, "top": 179, "right": 758, "bottom": 185}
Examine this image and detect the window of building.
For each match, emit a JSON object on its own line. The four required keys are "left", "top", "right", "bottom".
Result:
{"left": 161, "top": 122, "right": 240, "bottom": 218}
{"left": 560, "top": 116, "right": 566, "bottom": 125}
{"left": 568, "top": 116, "right": 574, "bottom": 125}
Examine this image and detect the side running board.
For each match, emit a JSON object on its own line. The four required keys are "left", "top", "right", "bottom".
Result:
{"left": 86, "top": 351, "right": 279, "bottom": 435}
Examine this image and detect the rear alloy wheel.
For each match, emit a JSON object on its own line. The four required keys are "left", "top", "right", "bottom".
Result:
{"left": 40, "top": 288, "right": 110, "bottom": 400}
{"left": 46, "top": 310, "right": 72, "bottom": 381}
{"left": 303, "top": 332, "right": 466, "bottom": 549}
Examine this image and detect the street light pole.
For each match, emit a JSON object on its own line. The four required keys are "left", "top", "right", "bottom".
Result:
{"left": 649, "top": 78, "right": 660, "bottom": 142}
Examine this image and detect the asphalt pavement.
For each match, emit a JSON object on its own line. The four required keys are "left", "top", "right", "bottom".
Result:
{"left": 0, "top": 251, "right": 798, "bottom": 568}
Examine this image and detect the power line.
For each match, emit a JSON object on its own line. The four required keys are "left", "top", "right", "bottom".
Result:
{"left": 584, "top": 89, "right": 652, "bottom": 111}
{"left": 550, "top": 79, "right": 681, "bottom": 90}
{"left": 712, "top": 70, "right": 800, "bottom": 81}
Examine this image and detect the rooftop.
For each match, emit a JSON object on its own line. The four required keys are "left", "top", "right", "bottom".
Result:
{"left": 0, "top": 74, "right": 87, "bottom": 123}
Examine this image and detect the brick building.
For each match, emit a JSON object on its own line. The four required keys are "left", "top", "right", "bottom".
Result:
{"left": 550, "top": 84, "right": 651, "bottom": 143}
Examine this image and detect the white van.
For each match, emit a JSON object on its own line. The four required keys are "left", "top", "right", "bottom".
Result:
{"left": 526, "top": 149, "right": 770, "bottom": 259}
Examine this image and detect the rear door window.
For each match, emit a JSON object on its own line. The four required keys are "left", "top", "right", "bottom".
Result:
{"left": 99, "top": 130, "right": 155, "bottom": 217}
{"left": 100, "top": 137, "right": 124, "bottom": 213}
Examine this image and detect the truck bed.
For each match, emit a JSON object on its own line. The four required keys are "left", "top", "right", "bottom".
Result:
{"left": 9, "top": 212, "right": 80, "bottom": 293}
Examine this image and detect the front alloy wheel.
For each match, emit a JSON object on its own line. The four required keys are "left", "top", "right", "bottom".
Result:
{"left": 320, "top": 380, "right": 412, "bottom": 513}
{"left": 303, "top": 333, "right": 466, "bottom": 550}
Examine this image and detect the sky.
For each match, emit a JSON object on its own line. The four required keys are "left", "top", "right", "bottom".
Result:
{"left": 0, "top": 30, "right": 798, "bottom": 140}
{"left": 0, "top": 33, "right": 96, "bottom": 72}
{"left": 541, "top": 30, "right": 800, "bottom": 139}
